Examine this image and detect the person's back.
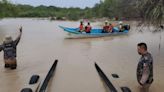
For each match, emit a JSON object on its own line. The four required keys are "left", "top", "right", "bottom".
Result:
{"left": 0, "top": 27, "right": 22, "bottom": 69}
{"left": 79, "top": 21, "right": 84, "bottom": 32}
{"left": 103, "top": 25, "right": 109, "bottom": 31}
{"left": 79, "top": 24, "right": 83, "bottom": 30}
{"left": 108, "top": 23, "right": 113, "bottom": 32}
{"left": 85, "top": 22, "right": 92, "bottom": 33}
{"left": 102, "top": 21, "right": 109, "bottom": 33}
{"left": 3, "top": 40, "right": 17, "bottom": 59}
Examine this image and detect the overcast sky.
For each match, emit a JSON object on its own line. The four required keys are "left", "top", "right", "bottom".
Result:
{"left": 9, "top": 0, "right": 100, "bottom": 8}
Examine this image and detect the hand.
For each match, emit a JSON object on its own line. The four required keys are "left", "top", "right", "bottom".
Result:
{"left": 19, "top": 26, "right": 22, "bottom": 33}
{"left": 140, "top": 80, "right": 145, "bottom": 85}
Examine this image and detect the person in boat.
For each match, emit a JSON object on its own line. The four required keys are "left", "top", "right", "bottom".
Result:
{"left": 123, "top": 24, "right": 130, "bottom": 31}
{"left": 160, "top": 25, "right": 163, "bottom": 29}
{"left": 118, "top": 21, "right": 125, "bottom": 32}
{"left": 108, "top": 23, "right": 113, "bottom": 33}
{"left": 79, "top": 21, "right": 84, "bottom": 32}
{"left": 85, "top": 22, "right": 92, "bottom": 33}
{"left": 137, "top": 43, "right": 153, "bottom": 89}
{"left": 0, "top": 27, "right": 22, "bottom": 69}
{"left": 102, "top": 21, "right": 109, "bottom": 33}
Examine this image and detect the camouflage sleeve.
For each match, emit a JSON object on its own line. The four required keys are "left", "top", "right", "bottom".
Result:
{"left": 14, "top": 29, "right": 22, "bottom": 46}
{"left": 140, "top": 58, "right": 151, "bottom": 85}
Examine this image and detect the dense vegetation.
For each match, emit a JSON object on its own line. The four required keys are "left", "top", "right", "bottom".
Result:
{"left": 136, "top": 0, "right": 164, "bottom": 25}
{"left": 0, "top": 0, "right": 84, "bottom": 20}
{"left": 0, "top": 0, "right": 163, "bottom": 25}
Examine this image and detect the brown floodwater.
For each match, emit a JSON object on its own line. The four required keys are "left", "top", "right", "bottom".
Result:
{"left": 0, "top": 18, "right": 163, "bottom": 92}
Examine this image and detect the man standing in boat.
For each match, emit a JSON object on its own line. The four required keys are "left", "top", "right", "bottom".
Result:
{"left": 0, "top": 27, "right": 22, "bottom": 69}
{"left": 137, "top": 43, "right": 153, "bottom": 91}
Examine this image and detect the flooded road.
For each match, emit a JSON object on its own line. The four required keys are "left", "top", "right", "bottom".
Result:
{"left": 0, "top": 18, "right": 164, "bottom": 92}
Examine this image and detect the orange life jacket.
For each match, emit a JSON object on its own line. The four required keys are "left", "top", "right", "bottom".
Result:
{"left": 103, "top": 26, "right": 109, "bottom": 31}
{"left": 108, "top": 25, "right": 113, "bottom": 30}
{"left": 85, "top": 26, "right": 91, "bottom": 32}
{"left": 79, "top": 24, "right": 83, "bottom": 30}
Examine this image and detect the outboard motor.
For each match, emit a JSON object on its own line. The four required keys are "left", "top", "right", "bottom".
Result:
{"left": 124, "top": 24, "right": 130, "bottom": 30}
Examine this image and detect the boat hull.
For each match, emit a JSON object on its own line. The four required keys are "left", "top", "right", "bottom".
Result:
{"left": 59, "top": 26, "right": 129, "bottom": 38}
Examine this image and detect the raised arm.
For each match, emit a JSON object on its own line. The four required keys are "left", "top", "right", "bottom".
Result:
{"left": 14, "top": 26, "right": 22, "bottom": 46}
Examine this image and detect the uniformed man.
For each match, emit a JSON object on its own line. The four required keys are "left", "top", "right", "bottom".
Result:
{"left": 137, "top": 43, "right": 153, "bottom": 88}
{"left": 0, "top": 27, "right": 22, "bottom": 69}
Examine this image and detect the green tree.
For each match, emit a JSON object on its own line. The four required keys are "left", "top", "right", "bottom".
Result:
{"left": 0, "top": 0, "right": 19, "bottom": 18}
{"left": 136, "top": 0, "right": 164, "bottom": 25}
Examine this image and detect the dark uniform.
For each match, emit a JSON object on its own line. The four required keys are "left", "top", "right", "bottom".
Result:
{"left": 0, "top": 33, "right": 22, "bottom": 69}
{"left": 137, "top": 52, "right": 153, "bottom": 86}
